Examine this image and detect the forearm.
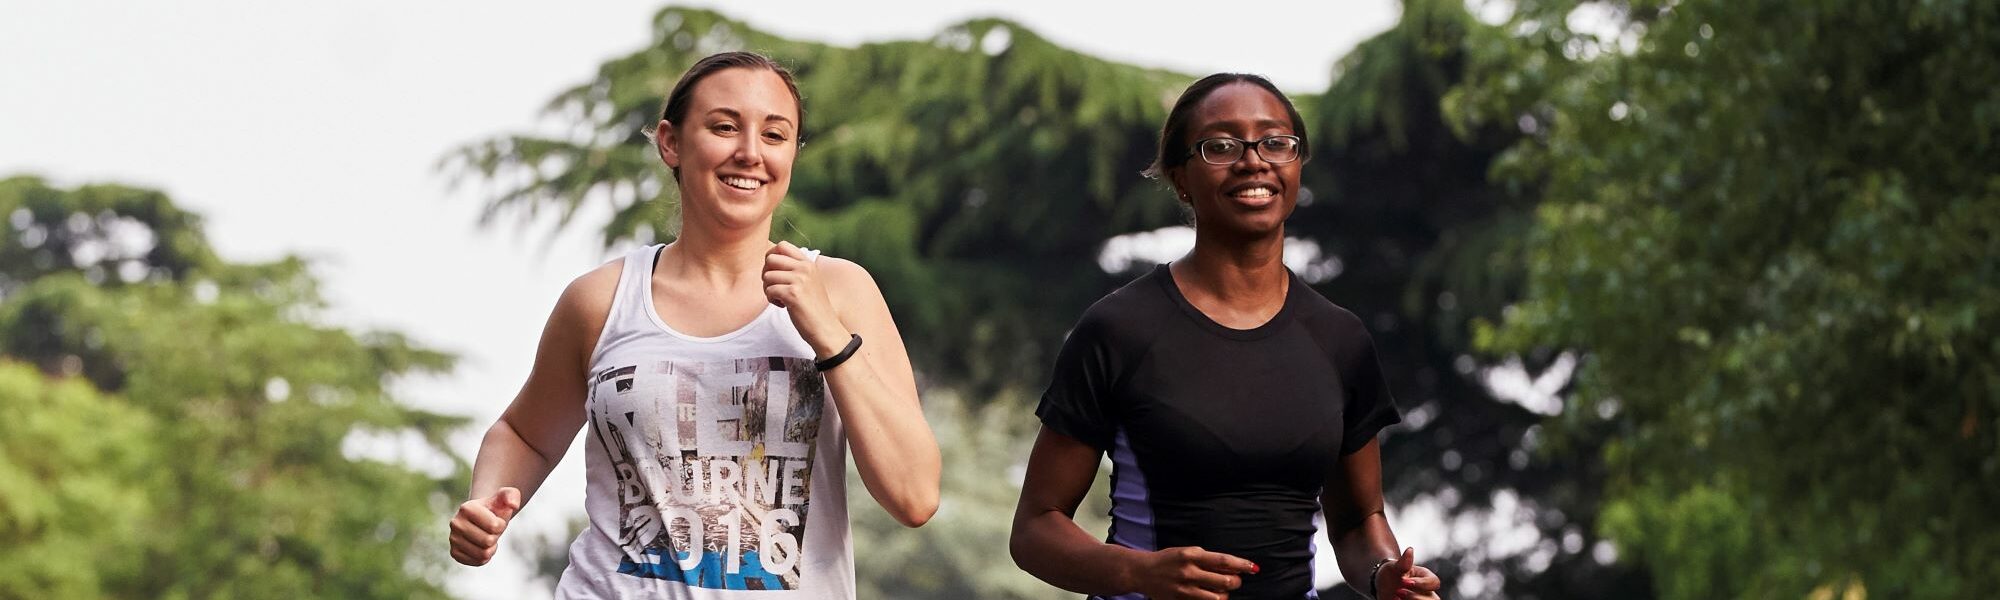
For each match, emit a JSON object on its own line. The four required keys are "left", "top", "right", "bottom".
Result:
{"left": 1011, "top": 510, "right": 1147, "bottom": 595}
{"left": 821, "top": 352, "right": 940, "bottom": 526}
{"left": 1333, "top": 512, "right": 1400, "bottom": 596}
{"left": 469, "top": 418, "right": 562, "bottom": 505}
{"left": 788, "top": 257, "right": 939, "bottom": 526}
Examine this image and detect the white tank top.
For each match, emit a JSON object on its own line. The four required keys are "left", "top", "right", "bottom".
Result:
{"left": 556, "top": 244, "right": 853, "bottom": 599}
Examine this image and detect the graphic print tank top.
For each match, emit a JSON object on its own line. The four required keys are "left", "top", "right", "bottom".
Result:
{"left": 556, "top": 244, "right": 853, "bottom": 599}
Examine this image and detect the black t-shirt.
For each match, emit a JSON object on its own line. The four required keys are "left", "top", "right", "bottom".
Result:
{"left": 1036, "top": 264, "right": 1401, "bottom": 599}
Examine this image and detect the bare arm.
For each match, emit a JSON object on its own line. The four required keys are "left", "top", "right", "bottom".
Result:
{"left": 1322, "top": 438, "right": 1441, "bottom": 599}
{"left": 764, "top": 245, "right": 940, "bottom": 527}
{"left": 451, "top": 262, "right": 616, "bottom": 566}
{"left": 1010, "top": 426, "right": 1143, "bottom": 594}
{"left": 1323, "top": 438, "right": 1400, "bottom": 591}
{"left": 1010, "top": 427, "right": 1252, "bottom": 599}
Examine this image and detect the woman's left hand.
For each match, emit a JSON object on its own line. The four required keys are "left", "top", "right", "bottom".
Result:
{"left": 1376, "top": 547, "right": 1444, "bottom": 600}
{"left": 763, "top": 241, "right": 850, "bottom": 357}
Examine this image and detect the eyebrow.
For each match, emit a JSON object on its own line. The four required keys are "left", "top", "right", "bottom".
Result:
{"left": 706, "top": 107, "right": 795, "bottom": 126}
{"left": 1197, "top": 118, "right": 1294, "bottom": 136}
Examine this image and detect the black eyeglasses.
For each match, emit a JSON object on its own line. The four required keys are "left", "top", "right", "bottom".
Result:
{"left": 1186, "top": 135, "right": 1305, "bottom": 165}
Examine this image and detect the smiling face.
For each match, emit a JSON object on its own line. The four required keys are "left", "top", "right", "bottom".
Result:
{"left": 655, "top": 66, "right": 801, "bottom": 235}
{"left": 1167, "top": 82, "right": 1306, "bottom": 240}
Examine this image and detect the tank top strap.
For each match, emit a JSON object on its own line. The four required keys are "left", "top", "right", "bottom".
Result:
{"left": 605, "top": 244, "right": 663, "bottom": 341}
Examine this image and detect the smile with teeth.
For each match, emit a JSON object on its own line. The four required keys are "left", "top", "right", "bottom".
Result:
{"left": 1232, "top": 186, "right": 1276, "bottom": 199}
{"left": 722, "top": 176, "right": 763, "bottom": 190}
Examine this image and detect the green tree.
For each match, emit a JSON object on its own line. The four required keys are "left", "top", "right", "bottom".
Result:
{"left": 444, "top": 9, "right": 1190, "bottom": 395}
{"left": 450, "top": 5, "right": 1679, "bottom": 598}
{"left": 1297, "top": 1, "right": 1651, "bottom": 596}
{"left": 846, "top": 390, "right": 1110, "bottom": 599}
{"left": 1461, "top": 0, "right": 2000, "bottom": 597}
{"left": 0, "top": 362, "right": 155, "bottom": 599}
{"left": 0, "top": 176, "right": 466, "bottom": 598}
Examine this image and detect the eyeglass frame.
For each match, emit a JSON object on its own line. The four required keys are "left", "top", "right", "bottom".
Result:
{"left": 1184, "top": 134, "right": 1307, "bottom": 166}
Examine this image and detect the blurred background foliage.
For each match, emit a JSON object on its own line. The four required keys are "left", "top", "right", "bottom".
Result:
{"left": 1461, "top": 0, "right": 2000, "bottom": 597}
{"left": 0, "top": 176, "right": 466, "bottom": 598}
{"left": 443, "top": 3, "right": 1621, "bottom": 597}
{"left": 3, "top": 0, "right": 1994, "bottom": 597}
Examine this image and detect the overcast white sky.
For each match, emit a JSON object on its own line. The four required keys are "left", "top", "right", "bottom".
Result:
{"left": 1, "top": 1, "right": 1496, "bottom": 597}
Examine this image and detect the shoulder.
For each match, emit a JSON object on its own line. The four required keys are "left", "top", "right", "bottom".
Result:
{"left": 561, "top": 257, "right": 625, "bottom": 312}
{"left": 551, "top": 256, "right": 627, "bottom": 343}
{"left": 815, "top": 254, "right": 876, "bottom": 290}
{"left": 1290, "top": 285, "right": 1378, "bottom": 360}
{"left": 813, "top": 253, "right": 887, "bottom": 308}
{"left": 1294, "top": 289, "right": 1367, "bottom": 334}
{"left": 1068, "top": 268, "right": 1176, "bottom": 348}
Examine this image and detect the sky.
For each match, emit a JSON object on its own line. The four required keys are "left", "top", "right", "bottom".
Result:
{"left": 0, "top": 1, "right": 1537, "bottom": 597}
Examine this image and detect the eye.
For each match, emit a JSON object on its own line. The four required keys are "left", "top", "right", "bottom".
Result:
{"left": 762, "top": 129, "right": 790, "bottom": 143}
{"left": 1201, "top": 138, "right": 1241, "bottom": 156}
{"left": 1261, "top": 137, "right": 1298, "bottom": 151}
{"left": 709, "top": 122, "right": 740, "bottom": 135}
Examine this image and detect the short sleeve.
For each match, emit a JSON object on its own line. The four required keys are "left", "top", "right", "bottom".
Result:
{"left": 1035, "top": 316, "right": 1121, "bottom": 451}
{"left": 1338, "top": 326, "right": 1401, "bottom": 455}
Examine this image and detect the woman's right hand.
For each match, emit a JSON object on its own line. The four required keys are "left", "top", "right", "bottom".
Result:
{"left": 1129, "top": 546, "right": 1258, "bottom": 600}
{"left": 449, "top": 487, "right": 522, "bottom": 566}
{"left": 1375, "top": 547, "right": 1444, "bottom": 600}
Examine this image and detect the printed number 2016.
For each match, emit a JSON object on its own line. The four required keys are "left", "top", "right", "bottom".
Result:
{"left": 660, "top": 506, "right": 801, "bottom": 575}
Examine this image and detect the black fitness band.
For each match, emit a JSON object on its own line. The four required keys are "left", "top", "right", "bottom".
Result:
{"left": 1368, "top": 556, "right": 1396, "bottom": 599}
{"left": 815, "top": 334, "right": 862, "bottom": 371}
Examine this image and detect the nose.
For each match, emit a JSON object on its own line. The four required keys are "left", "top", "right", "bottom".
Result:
{"left": 732, "top": 133, "right": 764, "bottom": 167}
{"left": 1232, "top": 145, "right": 1271, "bottom": 173}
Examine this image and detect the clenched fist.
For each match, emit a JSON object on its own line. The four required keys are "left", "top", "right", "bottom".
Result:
{"left": 763, "top": 241, "right": 849, "bottom": 357}
{"left": 449, "top": 487, "right": 521, "bottom": 566}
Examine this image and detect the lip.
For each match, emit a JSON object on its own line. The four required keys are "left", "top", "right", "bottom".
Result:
{"left": 717, "top": 173, "right": 769, "bottom": 194}
{"left": 1222, "top": 180, "right": 1282, "bottom": 208}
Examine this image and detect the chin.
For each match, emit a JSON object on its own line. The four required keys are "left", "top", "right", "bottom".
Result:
{"left": 1203, "top": 208, "right": 1291, "bottom": 237}
{"left": 720, "top": 201, "right": 783, "bottom": 228}
{"left": 1245, "top": 220, "right": 1288, "bottom": 237}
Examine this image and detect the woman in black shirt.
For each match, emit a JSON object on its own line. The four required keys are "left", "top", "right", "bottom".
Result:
{"left": 1010, "top": 73, "right": 1445, "bottom": 600}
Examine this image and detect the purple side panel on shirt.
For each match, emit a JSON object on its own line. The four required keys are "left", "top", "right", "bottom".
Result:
{"left": 1308, "top": 514, "right": 1322, "bottom": 599}
{"left": 1107, "top": 428, "right": 1157, "bottom": 552}
{"left": 1092, "top": 430, "right": 1158, "bottom": 599}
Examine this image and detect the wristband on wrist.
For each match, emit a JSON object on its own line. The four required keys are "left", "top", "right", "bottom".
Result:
{"left": 814, "top": 334, "right": 862, "bottom": 371}
{"left": 1368, "top": 556, "right": 1397, "bottom": 599}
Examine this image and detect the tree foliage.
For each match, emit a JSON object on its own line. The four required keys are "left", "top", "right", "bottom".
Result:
{"left": 846, "top": 390, "right": 1111, "bottom": 599}
{"left": 0, "top": 362, "right": 154, "bottom": 598}
{"left": 1460, "top": 0, "right": 2000, "bottom": 597}
{"left": 0, "top": 176, "right": 466, "bottom": 599}
{"left": 1300, "top": 2, "right": 1648, "bottom": 596}
{"left": 449, "top": 5, "right": 1662, "bottom": 598}
{"left": 445, "top": 9, "right": 1192, "bottom": 394}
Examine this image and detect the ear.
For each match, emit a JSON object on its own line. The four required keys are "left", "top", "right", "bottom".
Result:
{"left": 1166, "top": 167, "right": 1191, "bottom": 205}
{"left": 654, "top": 120, "right": 680, "bottom": 169}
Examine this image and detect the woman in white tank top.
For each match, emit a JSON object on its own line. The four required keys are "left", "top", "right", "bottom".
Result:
{"left": 448, "top": 51, "right": 941, "bottom": 599}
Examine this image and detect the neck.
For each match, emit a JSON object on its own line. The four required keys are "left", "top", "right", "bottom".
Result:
{"left": 659, "top": 215, "right": 774, "bottom": 289}
{"left": 1175, "top": 225, "right": 1289, "bottom": 302}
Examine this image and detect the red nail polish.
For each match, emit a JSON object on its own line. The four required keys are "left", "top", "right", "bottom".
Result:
{"left": 1249, "top": 563, "right": 1260, "bottom": 574}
